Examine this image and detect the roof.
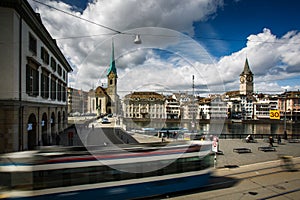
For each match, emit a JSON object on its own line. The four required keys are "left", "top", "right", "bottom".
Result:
{"left": 124, "top": 92, "right": 165, "bottom": 100}
{"left": 240, "top": 58, "right": 253, "bottom": 76}
{"left": 0, "top": 0, "right": 72, "bottom": 72}
{"left": 224, "top": 90, "right": 240, "bottom": 97}
{"left": 107, "top": 40, "right": 117, "bottom": 77}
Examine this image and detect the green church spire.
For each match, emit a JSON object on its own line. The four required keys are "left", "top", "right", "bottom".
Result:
{"left": 107, "top": 40, "right": 117, "bottom": 77}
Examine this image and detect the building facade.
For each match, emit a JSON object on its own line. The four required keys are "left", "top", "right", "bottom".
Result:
{"left": 0, "top": 0, "right": 72, "bottom": 153}
{"left": 67, "top": 88, "right": 88, "bottom": 115}
{"left": 278, "top": 91, "right": 300, "bottom": 121}
{"left": 122, "top": 92, "right": 165, "bottom": 119}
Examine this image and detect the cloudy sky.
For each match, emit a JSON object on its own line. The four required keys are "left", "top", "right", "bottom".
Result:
{"left": 29, "top": 0, "right": 300, "bottom": 97}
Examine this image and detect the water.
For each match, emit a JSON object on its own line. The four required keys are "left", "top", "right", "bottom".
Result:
{"left": 124, "top": 120, "right": 300, "bottom": 135}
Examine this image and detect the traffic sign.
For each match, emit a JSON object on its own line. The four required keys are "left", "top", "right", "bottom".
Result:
{"left": 212, "top": 136, "right": 219, "bottom": 152}
{"left": 270, "top": 110, "right": 280, "bottom": 119}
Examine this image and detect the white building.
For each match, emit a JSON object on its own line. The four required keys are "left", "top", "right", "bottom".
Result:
{"left": 122, "top": 92, "right": 165, "bottom": 119}
{"left": 165, "top": 96, "right": 181, "bottom": 119}
{"left": 254, "top": 94, "right": 278, "bottom": 119}
{"left": 0, "top": 0, "right": 72, "bottom": 152}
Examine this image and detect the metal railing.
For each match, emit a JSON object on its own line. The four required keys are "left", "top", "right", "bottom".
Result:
{"left": 219, "top": 133, "right": 300, "bottom": 140}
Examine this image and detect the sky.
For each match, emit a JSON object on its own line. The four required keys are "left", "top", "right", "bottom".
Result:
{"left": 28, "top": 0, "right": 300, "bottom": 97}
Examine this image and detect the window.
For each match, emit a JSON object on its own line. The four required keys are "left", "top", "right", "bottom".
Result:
{"left": 51, "top": 77, "right": 57, "bottom": 100}
{"left": 29, "top": 33, "right": 37, "bottom": 55}
{"left": 57, "top": 65, "right": 62, "bottom": 76}
{"left": 41, "top": 72, "right": 49, "bottom": 99}
{"left": 26, "top": 64, "right": 39, "bottom": 96}
{"left": 62, "top": 86, "right": 66, "bottom": 102}
{"left": 51, "top": 57, "right": 56, "bottom": 72}
{"left": 41, "top": 47, "right": 49, "bottom": 65}
{"left": 57, "top": 82, "right": 62, "bottom": 101}
{"left": 63, "top": 70, "right": 66, "bottom": 80}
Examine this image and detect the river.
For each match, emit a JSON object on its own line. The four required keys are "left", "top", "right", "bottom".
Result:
{"left": 123, "top": 120, "right": 300, "bottom": 136}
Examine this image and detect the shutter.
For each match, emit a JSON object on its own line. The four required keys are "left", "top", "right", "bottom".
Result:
{"left": 26, "top": 65, "right": 30, "bottom": 94}
{"left": 41, "top": 74, "right": 44, "bottom": 98}
{"left": 46, "top": 76, "right": 49, "bottom": 98}
{"left": 34, "top": 69, "right": 39, "bottom": 96}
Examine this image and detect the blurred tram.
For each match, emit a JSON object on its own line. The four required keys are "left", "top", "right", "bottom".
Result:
{"left": 0, "top": 141, "right": 213, "bottom": 199}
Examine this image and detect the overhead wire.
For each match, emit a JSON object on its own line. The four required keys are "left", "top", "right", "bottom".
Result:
{"left": 30, "top": 0, "right": 300, "bottom": 45}
{"left": 31, "top": 0, "right": 122, "bottom": 34}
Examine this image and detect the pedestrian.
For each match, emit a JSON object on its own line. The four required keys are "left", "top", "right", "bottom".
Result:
{"left": 283, "top": 131, "right": 288, "bottom": 140}
{"left": 55, "top": 133, "right": 61, "bottom": 145}
{"left": 269, "top": 136, "right": 274, "bottom": 147}
{"left": 277, "top": 135, "right": 281, "bottom": 144}
{"left": 246, "top": 134, "right": 254, "bottom": 143}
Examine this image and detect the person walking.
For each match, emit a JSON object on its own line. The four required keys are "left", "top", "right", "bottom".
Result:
{"left": 277, "top": 135, "right": 282, "bottom": 145}
{"left": 269, "top": 136, "right": 274, "bottom": 147}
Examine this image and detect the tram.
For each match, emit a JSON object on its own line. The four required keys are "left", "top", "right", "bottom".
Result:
{"left": 0, "top": 141, "right": 213, "bottom": 199}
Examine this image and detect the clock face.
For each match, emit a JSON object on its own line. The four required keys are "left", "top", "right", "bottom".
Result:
{"left": 246, "top": 75, "right": 253, "bottom": 82}
{"left": 240, "top": 76, "right": 245, "bottom": 83}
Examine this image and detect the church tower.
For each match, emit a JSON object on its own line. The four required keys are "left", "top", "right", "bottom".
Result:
{"left": 239, "top": 58, "right": 254, "bottom": 95}
{"left": 106, "top": 40, "right": 118, "bottom": 114}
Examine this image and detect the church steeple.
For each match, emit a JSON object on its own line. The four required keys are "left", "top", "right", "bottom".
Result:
{"left": 239, "top": 58, "right": 254, "bottom": 95}
{"left": 107, "top": 40, "right": 117, "bottom": 77}
{"left": 240, "top": 58, "right": 253, "bottom": 76}
{"left": 106, "top": 39, "right": 118, "bottom": 114}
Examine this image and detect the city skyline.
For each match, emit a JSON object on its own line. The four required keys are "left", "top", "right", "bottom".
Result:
{"left": 29, "top": 0, "right": 300, "bottom": 96}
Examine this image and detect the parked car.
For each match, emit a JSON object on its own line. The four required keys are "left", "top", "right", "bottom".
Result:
{"left": 101, "top": 117, "right": 110, "bottom": 124}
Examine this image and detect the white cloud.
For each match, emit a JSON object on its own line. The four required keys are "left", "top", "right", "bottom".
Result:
{"left": 216, "top": 28, "right": 300, "bottom": 93}
{"left": 29, "top": 0, "right": 224, "bottom": 91}
{"left": 29, "top": 1, "right": 300, "bottom": 96}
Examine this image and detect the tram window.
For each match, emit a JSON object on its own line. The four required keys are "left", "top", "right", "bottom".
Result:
{"left": 0, "top": 172, "right": 11, "bottom": 188}
{"left": 9, "top": 172, "right": 33, "bottom": 190}
{"left": 88, "top": 166, "right": 104, "bottom": 184}
{"left": 34, "top": 169, "right": 64, "bottom": 189}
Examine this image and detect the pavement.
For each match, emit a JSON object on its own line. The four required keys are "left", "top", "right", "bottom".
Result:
{"left": 137, "top": 137, "right": 300, "bottom": 200}
{"left": 128, "top": 133, "right": 300, "bottom": 200}
{"left": 65, "top": 118, "right": 300, "bottom": 199}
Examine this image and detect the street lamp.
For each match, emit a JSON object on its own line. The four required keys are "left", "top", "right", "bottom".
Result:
{"left": 283, "top": 90, "right": 287, "bottom": 140}
{"left": 134, "top": 34, "right": 142, "bottom": 44}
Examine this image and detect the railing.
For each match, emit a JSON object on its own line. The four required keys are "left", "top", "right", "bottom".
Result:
{"left": 219, "top": 133, "right": 300, "bottom": 140}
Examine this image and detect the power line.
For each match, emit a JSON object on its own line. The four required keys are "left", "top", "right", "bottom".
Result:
{"left": 30, "top": 0, "right": 300, "bottom": 45}
{"left": 31, "top": 0, "right": 122, "bottom": 34}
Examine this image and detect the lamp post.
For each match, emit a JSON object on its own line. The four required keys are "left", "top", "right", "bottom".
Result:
{"left": 283, "top": 91, "right": 287, "bottom": 140}
{"left": 191, "top": 75, "right": 195, "bottom": 133}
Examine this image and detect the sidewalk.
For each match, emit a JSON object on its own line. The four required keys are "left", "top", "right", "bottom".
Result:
{"left": 216, "top": 139, "right": 300, "bottom": 168}
{"left": 166, "top": 157, "right": 300, "bottom": 200}
{"left": 156, "top": 138, "right": 300, "bottom": 200}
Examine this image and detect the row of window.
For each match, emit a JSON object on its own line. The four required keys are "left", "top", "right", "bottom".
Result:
{"left": 0, "top": 155, "right": 211, "bottom": 190}
{"left": 26, "top": 64, "right": 67, "bottom": 102}
{"left": 125, "top": 113, "right": 165, "bottom": 118}
{"left": 29, "top": 33, "right": 66, "bottom": 81}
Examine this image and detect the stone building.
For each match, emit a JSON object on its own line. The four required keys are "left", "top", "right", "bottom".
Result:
{"left": 0, "top": 0, "right": 72, "bottom": 152}
{"left": 278, "top": 91, "right": 300, "bottom": 121}
{"left": 122, "top": 92, "right": 165, "bottom": 119}
{"left": 67, "top": 88, "right": 88, "bottom": 115}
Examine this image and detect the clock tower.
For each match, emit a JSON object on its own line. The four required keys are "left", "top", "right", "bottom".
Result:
{"left": 239, "top": 58, "right": 254, "bottom": 95}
